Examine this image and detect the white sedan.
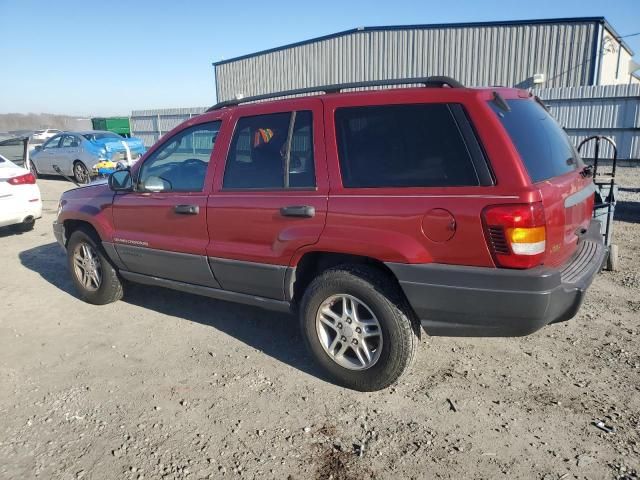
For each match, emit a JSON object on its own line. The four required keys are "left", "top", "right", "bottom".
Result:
{"left": 31, "top": 129, "right": 62, "bottom": 142}
{"left": 0, "top": 154, "right": 42, "bottom": 232}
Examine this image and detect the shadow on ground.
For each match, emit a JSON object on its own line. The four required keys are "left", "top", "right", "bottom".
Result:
{"left": 19, "top": 242, "right": 75, "bottom": 294}
{"left": 19, "top": 242, "right": 326, "bottom": 383}
{"left": 0, "top": 225, "right": 28, "bottom": 238}
{"left": 615, "top": 201, "right": 640, "bottom": 224}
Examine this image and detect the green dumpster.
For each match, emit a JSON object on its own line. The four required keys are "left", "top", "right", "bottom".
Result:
{"left": 91, "top": 117, "right": 131, "bottom": 137}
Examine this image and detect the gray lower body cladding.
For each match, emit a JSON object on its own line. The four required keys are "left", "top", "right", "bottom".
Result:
{"left": 113, "top": 244, "right": 221, "bottom": 288}
{"left": 118, "top": 270, "right": 290, "bottom": 313}
{"left": 387, "top": 220, "right": 605, "bottom": 337}
{"left": 103, "top": 244, "right": 289, "bottom": 301}
{"left": 208, "top": 257, "right": 287, "bottom": 300}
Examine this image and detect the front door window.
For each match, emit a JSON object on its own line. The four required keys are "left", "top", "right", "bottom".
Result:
{"left": 137, "top": 121, "right": 221, "bottom": 192}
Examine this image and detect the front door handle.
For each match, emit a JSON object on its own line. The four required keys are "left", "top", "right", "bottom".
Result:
{"left": 280, "top": 205, "right": 315, "bottom": 218}
{"left": 174, "top": 204, "right": 199, "bottom": 215}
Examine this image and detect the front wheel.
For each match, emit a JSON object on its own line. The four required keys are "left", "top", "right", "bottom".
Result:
{"left": 67, "top": 228, "right": 123, "bottom": 305}
{"left": 300, "top": 265, "right": 418, "bottom": 391}
{"left": 73, "top": 161, "right": 90, "bottom": 184}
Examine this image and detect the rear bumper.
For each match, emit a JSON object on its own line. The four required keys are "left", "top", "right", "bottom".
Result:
{"left": 386, "top": 220, "right": 605, "bottom": 337}
{"left": 0, "top": 199, "right": 42, "bottom": 228}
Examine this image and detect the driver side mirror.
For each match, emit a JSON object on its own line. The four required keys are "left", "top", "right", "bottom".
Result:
{"left": 108, "top": 169, "right": 133, "bottom": 192}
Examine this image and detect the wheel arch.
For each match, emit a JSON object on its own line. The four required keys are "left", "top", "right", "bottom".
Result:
{"left": 289, "top": 251, "right": 399, "bottom": 301}
{"left": 62, "top": 219, "right": 101, "bottom": 246}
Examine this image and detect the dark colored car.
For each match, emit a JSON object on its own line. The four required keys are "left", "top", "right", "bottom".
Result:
{"left": 53, "top": 77, "right": 605, "bottom": 391}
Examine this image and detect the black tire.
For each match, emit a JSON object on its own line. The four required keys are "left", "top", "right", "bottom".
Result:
{"left": 73, "top": 161, "right": 90, "bottom": 184}
{"left": 300, "top": 265, "right": 418, "bottom": 391}
{"left": 67, "top": 228, "right": 123, "bottom": 305}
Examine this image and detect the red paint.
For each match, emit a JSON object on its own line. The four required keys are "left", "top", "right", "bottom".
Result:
{"left": 57, "top": 86, "right": 593, "bottom": 272}
{"left": 422, "top": 209, "right": 456, "bottom": 243}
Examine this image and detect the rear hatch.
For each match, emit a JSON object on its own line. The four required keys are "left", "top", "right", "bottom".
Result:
{"left": 490, "top": 98, "right": 594, "bottom": 267}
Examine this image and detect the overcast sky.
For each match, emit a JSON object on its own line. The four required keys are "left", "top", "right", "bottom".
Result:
{"left": 0, "top": 0, "right": 638, "bottom": 116}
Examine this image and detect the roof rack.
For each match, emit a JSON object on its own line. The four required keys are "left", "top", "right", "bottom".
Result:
{"left": 206, "top": 76, "right": 464, "bottom": 111}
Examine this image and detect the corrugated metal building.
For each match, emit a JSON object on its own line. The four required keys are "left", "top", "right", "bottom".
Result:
{"left": 213, "top": 17, "right": 639, "bottom": 102}
{"left": 130, "top": 107, "right": 206, "bottom": 146}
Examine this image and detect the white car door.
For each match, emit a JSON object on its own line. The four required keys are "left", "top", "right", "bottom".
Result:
{"left": 35, "top": 135, "right": 63, "bottom": 174}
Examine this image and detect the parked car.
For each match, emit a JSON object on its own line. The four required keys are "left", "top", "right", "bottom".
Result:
{"left": 31, "top": 128, "right": 62, "bottom": 142}
{"left": 30, "top": 131, "right": 146, "bottom": 184}
{"left": 53, "top": 77, "right": 605, "bottom": 391}
{"left": 0, "top": 154, "right": 42, "bottom": 232}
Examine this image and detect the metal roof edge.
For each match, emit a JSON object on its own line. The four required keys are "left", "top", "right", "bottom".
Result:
{"left": 212, "top": 27, "right": 360, "bottom": 67}
{"left": 600, "top": 18, "right": 635, "bottom": 56}
{"left": 212, "top": 17, "right": 608, "bottom": 67}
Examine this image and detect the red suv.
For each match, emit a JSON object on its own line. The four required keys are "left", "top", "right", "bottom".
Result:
{"left": 54, "top": 77, "right": 605, "bottom": 391}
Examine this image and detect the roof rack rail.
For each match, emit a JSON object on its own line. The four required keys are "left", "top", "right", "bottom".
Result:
{"left": 206, "top": 75, "right": 464, "bottom": 111}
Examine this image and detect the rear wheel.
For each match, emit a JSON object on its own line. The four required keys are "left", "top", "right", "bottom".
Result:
{"left": 300, "top": 265, "right": 417, "bottom": 391}
{"left": 73, "top": 161, "right": 90, "bottom": 184}
{"left": 67, "top": 228, "right": 123, "bottom": 304}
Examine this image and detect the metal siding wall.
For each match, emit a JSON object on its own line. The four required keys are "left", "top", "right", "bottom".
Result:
{"left": 130, "top": 107, "right": 206, "bottom": 147}
{"left": 215, "top": 22, "right": 596, "bottom": 101}
{"left": 536, "top": 83, "right": 640, "bottom": 160}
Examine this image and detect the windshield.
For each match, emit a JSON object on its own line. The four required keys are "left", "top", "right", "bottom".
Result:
{"left": 490, "top": 99, "right": 582, "bottom": 183}
{"left": 83, "top": 132, "right": 122, "bottom": 142}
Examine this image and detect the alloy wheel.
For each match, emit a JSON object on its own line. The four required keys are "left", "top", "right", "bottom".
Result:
{"left": 74, "top": 163, "right": 89, "bottom": 184}
{"left": 72, "top": 242, "right": 102, "bottom": 291}
{"left": 315, "top": 294, "right": 383, "bottom": 370}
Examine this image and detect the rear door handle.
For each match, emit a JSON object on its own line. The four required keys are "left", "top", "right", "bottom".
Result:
{"left": 174, "top": 204, "right": 199, "bottom": 215}
{"left": 280, "top": 205, "right": 315, "bottom": 218}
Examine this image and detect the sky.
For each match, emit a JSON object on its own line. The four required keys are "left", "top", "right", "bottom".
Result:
{"left": 0, "top": 0, "right": 639, "bottom": 116}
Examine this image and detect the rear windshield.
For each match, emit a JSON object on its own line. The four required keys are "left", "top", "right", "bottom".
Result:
{"left": 490, "top": 99, "right": 581, "bottom": 183}
{"left": 83, "top": 132, "right": 122, "bottom": 141}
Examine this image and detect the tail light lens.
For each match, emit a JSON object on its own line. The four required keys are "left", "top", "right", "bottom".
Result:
{"left": 8, "top": 173, "right": 36, "bottom": 185}
{"left": 482, "top": 202, "right": 546, "bottom": 269}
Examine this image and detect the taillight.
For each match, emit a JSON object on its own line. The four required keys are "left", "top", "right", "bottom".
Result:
{"left": 8, "top": 173, "right": 36, "bottom": 185}
{"left": 482, "top": 202, "right": 546, "bottom": 269}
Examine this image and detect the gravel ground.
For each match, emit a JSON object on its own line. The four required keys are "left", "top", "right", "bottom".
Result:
{"left": 0, "top": 169, "right": 638, "bottom": 480}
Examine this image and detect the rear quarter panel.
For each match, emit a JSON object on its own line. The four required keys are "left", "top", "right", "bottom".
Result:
{"left": 307, "top": 88, "right": 538, "bottom": 267}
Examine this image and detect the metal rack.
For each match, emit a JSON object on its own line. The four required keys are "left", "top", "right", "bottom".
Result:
{"left": 577, "top": 135, "right": 619, "bottom": 271}
{"left": 206, "top": 76, "right": 465, "bottom": 111}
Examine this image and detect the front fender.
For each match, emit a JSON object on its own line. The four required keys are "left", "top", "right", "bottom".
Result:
{"left": 57, "top": 184, "right": 115, "bottom": 242}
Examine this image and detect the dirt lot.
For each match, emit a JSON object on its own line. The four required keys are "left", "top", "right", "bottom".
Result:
{"left": 1, "top": 170, "right": 639, "bottom": 480}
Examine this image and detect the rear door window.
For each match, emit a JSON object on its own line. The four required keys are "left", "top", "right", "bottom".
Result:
{"left": 60, "top": 135, "right": 79, "bottom": 148}
{"left": 223, "top": 111, "right": 315, "bottom": 189}
{"left": 335, "top": 104, "right": 480, "bottom": 188}
{"left": 490, "top": 99, "right": 581, "bottom": 183}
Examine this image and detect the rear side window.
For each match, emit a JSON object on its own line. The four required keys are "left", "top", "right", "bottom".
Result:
{"left": 223, "top": 111, "right": 315, "bottom": 189}
{"left": 335, "top": 104, "right": 479, "bottom": 188}
{"left": 490, "top": 99, "right": 581, "bottom": 183}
